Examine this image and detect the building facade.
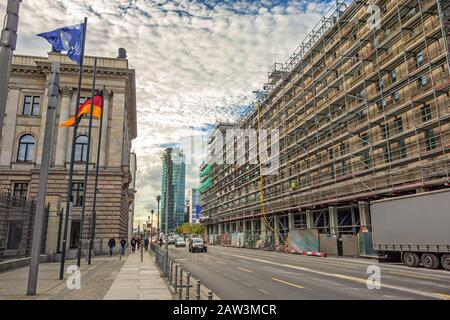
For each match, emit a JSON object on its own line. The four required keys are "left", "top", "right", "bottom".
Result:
{"left": 201, "top": 0, "right": 450, "bottom": 248}
{"left": 0, "top": 51, "right": 137, "bottom": 257}
{"left": 160, "top": 149, "right": 186, "bottom": 233}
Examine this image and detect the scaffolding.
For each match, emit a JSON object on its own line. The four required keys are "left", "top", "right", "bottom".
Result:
{"left": 201, "top": 0, "right": 450, "bottom": 247}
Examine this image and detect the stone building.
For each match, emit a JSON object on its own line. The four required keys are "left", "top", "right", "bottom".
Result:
{"left": 0, "top": 51, "right": 137, "bottom": 257}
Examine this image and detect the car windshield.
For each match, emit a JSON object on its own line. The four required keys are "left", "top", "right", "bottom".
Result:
{"left": 193, "top": 239, "right": 203, "bottom": 244}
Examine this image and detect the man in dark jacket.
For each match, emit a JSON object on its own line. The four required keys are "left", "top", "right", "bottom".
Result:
{"left": 108, "top": 238, "right": 116, "bottom": 256}
{"left": 120, "top": 238, "right": 126, "bottom": 257}
{"left": 131, "top": 237, "right": 136, "bottom": 252}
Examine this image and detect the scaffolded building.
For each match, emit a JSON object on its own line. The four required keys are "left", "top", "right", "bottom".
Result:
{"left": 200, "top": 0, "right": 450, "bottom": 252}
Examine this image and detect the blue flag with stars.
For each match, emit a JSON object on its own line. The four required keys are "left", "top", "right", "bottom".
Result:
{"left": 37, "top": 24, "right": 85, "bottom": 64}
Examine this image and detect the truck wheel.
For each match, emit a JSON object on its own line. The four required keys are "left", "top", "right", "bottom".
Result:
{"left": 422, "top": 253, "right": 439, "bottom": 269}
{"left": 441, "top": 254, "right": 450, "bottom": 271}
{"left": 403, "top": 252, "right": 420, "bottom": 267}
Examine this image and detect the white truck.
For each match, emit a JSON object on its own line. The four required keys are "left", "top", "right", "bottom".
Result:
{"left": 371, "top": 189, "right": 450, "bottom": 270}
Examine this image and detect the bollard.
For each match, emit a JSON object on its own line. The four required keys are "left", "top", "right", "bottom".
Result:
{"left": 174, "top": 264, "right": 178, "bottom": 293}
{"left": 208, "top": 290, "right": 213, "bottom": 300}
{"left": 178, "top": 267, "right": 183, "bottom": 300}
{"left": 196, "top": 280, "right": 201, "bottom": 300}
{"left": 186, "top": 272, "right": 191, "bottom": 300}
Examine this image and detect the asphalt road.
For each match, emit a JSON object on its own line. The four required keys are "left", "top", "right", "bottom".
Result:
{"left": 168, "top": 245, "right": 450, "bottom": 300}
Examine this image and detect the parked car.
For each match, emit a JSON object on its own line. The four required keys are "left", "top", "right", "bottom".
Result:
{"left": 175, "top": 239, "right": 186, "bottom": 248}
{"left": 189, "top": 238, "right": 207, "bottom": 253}
{"left": 167, "top": 236, "right": 176, "bottom": 245}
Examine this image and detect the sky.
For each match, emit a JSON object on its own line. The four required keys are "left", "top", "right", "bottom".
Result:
{"left": 2, "top": 0, "right": 333, "bottom": 224}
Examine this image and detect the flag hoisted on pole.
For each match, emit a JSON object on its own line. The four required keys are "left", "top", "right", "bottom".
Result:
{"left": 77, "top": 58, "right": 98, "bottom": 267}
{"left": 36, "top": 17, "right": 88, "bottom": 280}
{"left": 88, "top": 87, "right": 106, "bottom": 265}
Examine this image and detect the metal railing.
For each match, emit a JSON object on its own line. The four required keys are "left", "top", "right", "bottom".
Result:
{"left": 151, "top": 243, "right": 216, "bottom": 300}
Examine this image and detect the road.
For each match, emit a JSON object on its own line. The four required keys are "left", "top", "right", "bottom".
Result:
{"left": 168, "top": 245, "right": 450, "bottom": 300}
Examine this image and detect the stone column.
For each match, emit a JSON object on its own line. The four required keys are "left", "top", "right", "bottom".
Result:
{"left": 54, "top": 87, "right": 72, "bottom": 167}
{"left": 274, "top": 215, "right": 280, "bottom": 245}
{"left": 108, "top": 92, "right": 124, "bottom": 168}
{"left": 260, "top": 216, "right": 267, "bottom": 239}
{"left": 242, "top": 220, "right": 247, "bottom": 232}
{"left": 250, "top": 219, "right": 255, "bottom": 234}
{"left": 218, "top": 223, "right": 223, "bottom": 235}
{"left": 44, "top": 195, "right": 61, "bottom": 255}
{"left": 100, "top": 92, "right": 110, "bottom": 168}
{"left": 359, "top": 201, "right": 371, "bottom": 229}
{"left": 329, "top": 206, "right": 339, "bottom": 236}
{"left": 306, "top": 210, "right": 313, "bottom": 229}
{"left": 0, "top": 89, "right": 19, "bottom": 166}
{"left": 288, "top": 212, "right": 295, "bottom": 231}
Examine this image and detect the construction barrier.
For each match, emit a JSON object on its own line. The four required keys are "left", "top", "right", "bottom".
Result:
{"left": 319, "top": 234, "right": 339, "bottom": 256}
{"left": 358, "top": 232, "right": 376, "bottom": 257}
{"left": 288, "top": 229, "right": 320, "bottom": 254}
{"left": 341, "top": 234, "right": 359, "bottom": 257}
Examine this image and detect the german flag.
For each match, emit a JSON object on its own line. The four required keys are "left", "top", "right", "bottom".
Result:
{"left": 60, "top": 96, "right": 102, "bottom": 127}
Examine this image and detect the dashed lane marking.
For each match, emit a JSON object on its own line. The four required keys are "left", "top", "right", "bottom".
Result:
{"left": 237, "top": 267, "right": 253, "bottom": 273}
{"left": 218, "top": 251, "right": 450, "bottom": 300}
{"left": 272, "top": 277, "right": 304, "bottom": 289}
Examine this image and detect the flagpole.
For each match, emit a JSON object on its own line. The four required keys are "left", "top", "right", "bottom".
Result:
{"left": 88, "top": 86, "right": 105, "bottom": 265}
{"left": 59, "top": 17, "right": 88, "bottom": 280}
{"left": 77, "top": 57, "right": 98, "bottom": 267}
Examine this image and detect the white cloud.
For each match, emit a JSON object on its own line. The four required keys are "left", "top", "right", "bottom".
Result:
{"left": 1, "top": 0, "right": 330, "bottom": 221}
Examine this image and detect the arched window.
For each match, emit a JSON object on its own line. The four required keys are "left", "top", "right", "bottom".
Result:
{"left": 17, "top": 134, "right": 35, "bottom": 162}
{"left": 74, "top": 135, "right": 88, "bottom": 162}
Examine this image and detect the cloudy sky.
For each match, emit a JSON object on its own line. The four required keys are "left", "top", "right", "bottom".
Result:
{"left": 2, "top": 0, "right": 333, "bottom": 224}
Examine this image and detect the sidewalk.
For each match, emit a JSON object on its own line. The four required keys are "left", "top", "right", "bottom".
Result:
{"left": 103, "top": 250, "right": 173, "bottom": 300}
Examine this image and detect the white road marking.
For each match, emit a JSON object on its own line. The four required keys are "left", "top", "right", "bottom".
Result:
{"left": 218, "top": 251, "right": 450, "bottom": 300}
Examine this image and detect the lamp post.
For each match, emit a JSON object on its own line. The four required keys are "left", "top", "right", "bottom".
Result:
{"left": 151, "top": 209, "right": 154, "bottom": 240}
{"left": 156, "top": 195, "right": 161, "bottom": 240}
{"left": 0, "top": 0, "right": 21, "bottom": 142}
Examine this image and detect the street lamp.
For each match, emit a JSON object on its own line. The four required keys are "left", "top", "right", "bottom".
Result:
{"left": 156, "top": 195, "right": 161, "bottom": 240}
{"left": 151, "top": 209, "right": 154, "bottom": 240}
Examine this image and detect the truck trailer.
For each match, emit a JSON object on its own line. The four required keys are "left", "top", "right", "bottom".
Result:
{"left": 371, "top": 189, "right": 450, "bottom": 270}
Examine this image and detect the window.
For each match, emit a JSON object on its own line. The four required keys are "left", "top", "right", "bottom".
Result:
{"left": 17, "top": 134, "right": 35, "bottom": 162}
{"left": 378, "top": 78, "right": 384, "bottom": 91}
{"left": 418, "top": 75, "right": 428, "bottom": 89}
{"left": 399, "top": 140, "right": 407, "bottom": 159}
{"left": 13, "top": 183, "right": 28, "bottom": 199}
{"left": 381, "top": 124, "right": 389, "bottom": 140}
{"left": 74, "top": 135, "right": 88, "bottom": 162}
{"left": 22, "top": 95, "right": 40, "bottom": 116}
{"left": 416, "top": 52, "right": 423, "bottom": 67}
{"left": 328, "top": 148, "right": 334, "bottom": 160}
{"left": 377, "top": 98, "right": 387, "bottom": 111}
{"left": 425, "top": 129, "right": 436, "bottom": 151}
{"left": 392, "top": 91, "right": 400, "bottom": 102}
{"left": 384, "top": 146, "right": 392, "bottom": 163}
{"left": 421, "top": 104, "right": 432, "bottom": 122}
{"left": 340, "top": 143, "right": 348, "bottom": 156}
{"left": 71, "top": 182, "right": 85, "bottom": 207}
{"left": 7, "top": 222, "right": 23, "bottom": 250}
{"left": 394, "top": 117, "right": 403, "bottom": 133}
{"left": 361, "top": 133, "right": 370, "bottom": 146}
{"left": 390, "top": 69, "right": 397, "bottom": 82}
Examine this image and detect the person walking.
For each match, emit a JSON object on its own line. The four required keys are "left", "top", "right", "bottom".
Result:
{"left": 131, "top": 237, "right": 136, "bottom": 253}
{"left": 144, "top": 238, "right": 149, "bottom": 251}
{"left": 108, "top": 237, "right": 116, "bottom": 257}
{"left": 137, "top": 237, "right": 141, "bottom": 250}
{"left": 120, "top": 238, "right": 126, "bottom": 258}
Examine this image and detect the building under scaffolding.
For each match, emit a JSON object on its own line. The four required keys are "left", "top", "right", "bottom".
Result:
{"left": 200, "top": 0, "right": 450, "bottom": 255}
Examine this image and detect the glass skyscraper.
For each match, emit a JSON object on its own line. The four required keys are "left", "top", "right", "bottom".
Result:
{"left": 160, "top": 149, "right": 186, "bottom": 233}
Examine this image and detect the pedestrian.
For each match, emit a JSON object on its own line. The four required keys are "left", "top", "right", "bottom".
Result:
{"left": 140, "top": 238, "right": 144, "bottom": 251}
{"left": 108, "top": 237, "right": 116, "bottom": 257}
{"left": 131, "top": 237, "right": 136, "bottom": 253}
{"left": 137, "top": 237, "right": 141, "bottom": 250}
{"left": 144, "top": 238, "right": 149, "bottom": 251}
{"left": 120, "top": 238, "right": 126, "bottom": 257}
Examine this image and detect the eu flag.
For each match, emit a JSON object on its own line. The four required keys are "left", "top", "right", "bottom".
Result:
{"left": 37, "top": 24, "right": 85, "bottom": 64}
